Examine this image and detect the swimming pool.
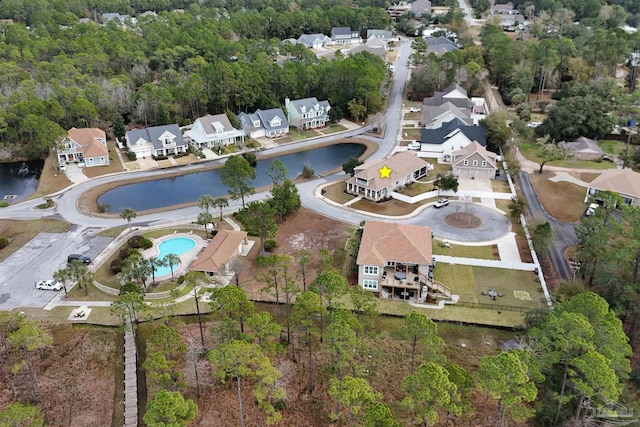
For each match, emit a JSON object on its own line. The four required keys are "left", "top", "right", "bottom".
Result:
{"left": 153, "top": 237, "right": 197, "bottom": 277}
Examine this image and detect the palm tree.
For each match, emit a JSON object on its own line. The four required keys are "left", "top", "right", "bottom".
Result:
{"left": 198, "top": 194, "right": 215, "bottom": 213}
{"left": 163, "top": 253, "right": 180, "bottom": 280}
{"left": 120, "top": 208, "right": 138, "bottom": 231}
{"left": 53, "top": 267, "right": 71, "bottom": 297}
{"left": 198, "top": 211, "right": 214, "bottom": 238}
{"left": 212, "top": 197, "right": 229, "bottom": 221}
{"left": 148, "top": 256, "right": 167, "bottom": 286}
{"left": 68, "top": 261, "right": 93, "bottom": 296}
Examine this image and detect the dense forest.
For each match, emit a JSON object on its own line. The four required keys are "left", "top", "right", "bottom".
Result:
{"left": 0, "top": 1, "right": 390, "bottom": 159}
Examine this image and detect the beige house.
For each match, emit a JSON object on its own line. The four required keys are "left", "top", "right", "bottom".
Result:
{"left": 346, "top": 152, "right": 431, "bottom": 202}
{"left": 356, "top": 221, "right": 453, "bottom": 303}
{"left": 566, "top": 137, "right": 604, "bottom": 161}
{"left": 58, "top": 127, "right": 109, "bottom": 167}
{"left": 189, "top": 230, "right": 248, "bottom": 276}
{"left": 451, "top": 141, "right": 498, "bottom": 179}
{"left": 585, "top": 169, "right": 640, "bottom": 207}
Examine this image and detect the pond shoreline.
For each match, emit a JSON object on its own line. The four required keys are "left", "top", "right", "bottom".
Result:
{"left": 79, "top": 137, "right": 378, "bottom": 217}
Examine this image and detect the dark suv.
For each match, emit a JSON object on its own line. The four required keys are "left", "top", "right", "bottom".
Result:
{"left": 67, "top": 254, "right": 91, "bottom": 264}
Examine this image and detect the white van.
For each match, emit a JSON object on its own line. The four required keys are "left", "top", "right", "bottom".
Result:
{"left": 408, "top": 141, "right": 421, "bottom": 150}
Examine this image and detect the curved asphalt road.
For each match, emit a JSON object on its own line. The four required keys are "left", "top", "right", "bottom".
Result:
{"left": 517, "top": 172, "right": 576, "bottom": 281}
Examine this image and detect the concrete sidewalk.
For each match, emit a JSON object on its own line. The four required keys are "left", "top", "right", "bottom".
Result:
{"left": 434, "top": 254, "right": 536, "bottom": 271}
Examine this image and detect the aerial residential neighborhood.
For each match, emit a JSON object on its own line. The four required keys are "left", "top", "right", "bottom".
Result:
{"left": 0, "top": 0, "right": 639, "bottom": 425}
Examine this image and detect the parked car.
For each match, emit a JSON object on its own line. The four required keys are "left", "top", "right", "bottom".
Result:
{"left": 59, "top": 163, "right": 67, "bottom": 172}
{"left": 602, "top": 155, "right": 613, "bottom": 162}
{"left": 409, "top": 107, "right": 421, "bottom": 113}
{"left": 407, "top": 141, "right": 421, "bottom": 150}
{"left": 434, "top": 198, "right": 450, "bottom": 208}
{"left": 67, "top": 254, "right": 91, "bottom": 264}
{"left": 585, "top": 203, "right": 599, "bottom": 216}
{"left": 35, "top": 279, "right": 62, "bottom": 291}
{"left": 527, "top": 121, "right": 542, "bottom": 128}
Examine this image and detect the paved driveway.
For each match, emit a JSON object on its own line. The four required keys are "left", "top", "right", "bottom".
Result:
{"left": 0, "top": 226, "right": 113, "bottom": 310}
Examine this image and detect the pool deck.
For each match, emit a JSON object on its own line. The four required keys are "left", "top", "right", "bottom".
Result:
{"left": 142, "top": 232, "right": 207, "bottom": 281}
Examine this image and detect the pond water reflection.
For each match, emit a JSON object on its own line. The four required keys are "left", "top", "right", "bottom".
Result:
{"left": 99, "top": 143, "right": 366, "bottom": 212}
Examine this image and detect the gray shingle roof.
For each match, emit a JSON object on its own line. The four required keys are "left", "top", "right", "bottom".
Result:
{"left": 256, "top": 108, "right": 288, "bottom": 131}
{"left": 297, "top": 33, "right": 330, "bottom": 46}
{"left": 288, "top": 97, "right": 330, "bottom": 115}
{"left": 126, "top": 124, "right": 185, "bottom": 150}
{"left": 332, "top": 27, "right": 353, "bottom": 37}
{"left": 420, "top": 119, "right": 486, "bottom": 145}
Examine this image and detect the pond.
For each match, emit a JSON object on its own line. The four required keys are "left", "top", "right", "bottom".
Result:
{"left": 0, "top": 160, "right": 44, "bottom": 203}
{"left": 99, "top": 142, "right": 366, "bottom": 212}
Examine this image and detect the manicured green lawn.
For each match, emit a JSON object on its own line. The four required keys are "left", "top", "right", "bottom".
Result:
{"left": 322, "top": 181, "right": 356, "bottom": 204}
{"left": 429, "top": 162, "right": 452, "bottom": 176}
{"left": 519, "top": 142, "right": 616, "bottom": 170}
{"left": 320, "top": 124, "right": 348, "bottom": 135}
{"left": 401, "top": 128, "right": 422, "bottom": 140}
{"left": 432, "top": 242, "right": 496, "bottom": 259}
{"left": 598, "top": 139, "right": 626, "bottom": 155}
{"left": 433, "top": 264, "right": 544, "bottom": 310}
{"left": 399, "top": 182, "right": 433, "bottom": 196}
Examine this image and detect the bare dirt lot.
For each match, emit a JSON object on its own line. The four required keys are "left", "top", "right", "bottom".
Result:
{"left": 0, "top": 324, "right": 122, "bottom": 427}
{"left": 239, "top": 208, "right": 355, "bottom": 300}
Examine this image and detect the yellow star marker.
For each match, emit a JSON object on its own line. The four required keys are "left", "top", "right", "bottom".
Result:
{"left": 379, "top": 165, "right": 392, "bottom": 179}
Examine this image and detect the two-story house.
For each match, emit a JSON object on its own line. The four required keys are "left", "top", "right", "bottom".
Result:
{"left": 423, "top": 83, "right": 489, "bottom": 125}
{"left": 419, "top": 118, "right": 487, "bottom": 161}
{"left": 125, "top": 124, "right": 187, "bottom": 158}
{"left": 284, "top": 97, "right": 331, "bottom": 130}
{"left": 297, "top": 33, "right": 331, "bottom": 49}
{"left": 346, "top": 151, "right": 431, "bottom": 202}
{"left": 451, "top": 141, "right": 498, "bottom": 179}
{"left": 58, "top": 127, "right": 109, "bottom": 167}
{"left": 184, "top": 114, "right": 246, "bottom": 149}
{"left": 357, "top": 221, "right": 455, "bottom": 303}
{"left": 238, "top": 109, "right": 289, "bottom": 138}
{"left": 331, "top": 27, "right": 362, "bottom": 45}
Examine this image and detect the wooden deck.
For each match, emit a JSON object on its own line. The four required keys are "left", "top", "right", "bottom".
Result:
{"left": 123, "top": 326, "right": 137, "bottom": 427}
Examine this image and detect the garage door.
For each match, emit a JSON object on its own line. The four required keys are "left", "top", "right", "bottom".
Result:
{"left": 134, "top": 148, "right": 152, "bottom": 158}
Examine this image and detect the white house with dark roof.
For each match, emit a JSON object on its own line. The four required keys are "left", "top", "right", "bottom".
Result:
{"left": 238, "top": 108, "right": 289, "bottom": 138}
{"left": 102, "top": 12, "right": 130, "bottom": 25}
{"left": 331, "top": 27, "right": 362, "bottom": 45}
{"left": 348, "top": 38, "right": 387, "bottom": 59}
{"left": 297, "top": 33, "right": 331, "bottom": 49}
{"left": 419, "top": 118, "right": 487, "bottom": 161}
{"left": 422, "top": 84, "right": 489, "bottom": 125}
{"left": 284, "top": 97, "right": 331, "bottom": 130}
{"left": 346, "top": 151, "right": 431, "bottom": 202}
{"left": 58, "top": 127, "right": 109, "bottom": 167}
{"left": 451, "top": 141, "right": 497, "bottom": 179}
{"left": 125, "top": 124, "right": 187, "bottom": 158}
{"left": 184, "top": 114, "right": 246, "bottom": 148}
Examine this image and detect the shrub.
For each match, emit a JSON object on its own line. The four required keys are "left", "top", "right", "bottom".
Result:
{"left": 125, "top": 151, "right": 137, "bottom": 161}
{"left": 264, "top": 238, "right": 278, "bottom": 252}
{"left": 153, "top": 155, "right": 168, "bottom": 161}
{"left": 242, "top": 151, "right": 257, "bottom": 166}
{"left": 128, "top": 235, "right": 144, "bottom": 248}
{"left": 139, "top": 237, "right": 153, "bottom": 249}
{"left": 301, "top": 163, "right": 315, "bottom": 178}
{"left": 97, "top": 203, "right": 110, "bottom": 213}
{"left": 0, "top": 236, "right": 9, "bottom": 249}
{"left": 0, "top": 201, "right": 8, "bottom": 208}
{"left": 110, "top": 259, "right": 123, "bottom": 273}
{"left": 119, "top": 248, "right": 130, "bottom": 260}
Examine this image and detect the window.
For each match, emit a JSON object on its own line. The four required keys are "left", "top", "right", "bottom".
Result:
{"left": 362, "top": 280, "right": 378, "bottom": 290}
{"left": 473, "top": 160, "right": 478, "bottom": 166}
{"left": 386, "top": 261, "right": 395, "bottom": 267}
{"left": 363, "top": 266, "right": 379, "bottom": 275}
{"left": 482, "top": 160, "right": 487, "bottom": 167}
{"left": 463, "top": 160, "right": 469, "bottom": 166}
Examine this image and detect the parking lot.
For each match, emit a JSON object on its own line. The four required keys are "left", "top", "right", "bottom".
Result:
{"left": 0, "top": 226, "right": 112, "bottom": 310}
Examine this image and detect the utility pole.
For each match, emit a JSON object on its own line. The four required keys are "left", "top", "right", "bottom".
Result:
{"left": 624, "top": 119, "right": 635, "bottom": 169}
{"left": 629, "top": 50, "right": 640, "bottom": 93}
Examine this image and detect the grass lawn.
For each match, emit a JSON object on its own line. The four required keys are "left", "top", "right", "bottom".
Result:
{"left": 491, "top": 179, "right": 512, "bottom": 193}
{"left": 386, "top": 50, "right": 398, "bottom": 62}
{"left": 174, "top": 153, "right": 198, "bottom": 165}
{"left": 322, "top": 181, "right": 356, "bottom": 205}
{"left": 530, "top": 171, "right": 587, "bottom": 222}
{"left": 97, "top": 227, "right": 127, "bottom": 237}
{"left": 577, "top": 172, "right": 599, "bottom": 183}
{"left": 82, "top": 141, "right": 126, "bottom": 178}
{"left": 519, "top": 142, "right": 616, "bottom": 170}
{"left": 434, "top": 263, "right": 544, "bottom": 310}
{"left": 401, "top": 128, "right": 422, "bottom": 140}
{"left": 400, "top": 182, "right": 433, "bottom": 197}
{"left": 319, "top": 124, "right": 348, "bottom": 135}
{"left": 25, "top": 154, "right": 72, "bottom": 200}
{"left": 156, "top": 159, "right": 173, "bottom": 168}
{"left": 495, "top": 199, "right": 511, "bottom": 215}
{"left": 350, "top": 198, "right": 428, "bottom": 216}
{"left": 429, "top": 162, "right": 453, "bottom": 176}
{"left": 0, "top": 219, "right": 70, "bottom": 263}
{"left": 67, "top": 281, "right": 117, "bottom": 301}
{"left": 432, "top": 242, "right": 496, "bottom": 259}
{"left": 404, "top": 112, "right": 421, "bottom": 120}
{"left": 375, "top": 298, "right": 525, "bottom": 327}
{"left": 598, "top": 139, "right": 627, "bottom": 155}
